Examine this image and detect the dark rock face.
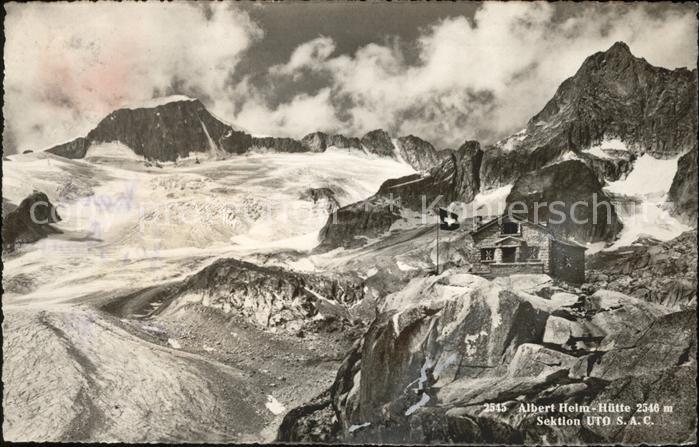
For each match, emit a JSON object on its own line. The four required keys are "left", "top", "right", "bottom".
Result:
{"left": 300, "top": 188, "right": 340, "bottom": 211}
{"left": 158, "top": 258, "right": 366, "bottom": 332}
{"left": 2, "top": 191, "right": 62, "bottom": 252}
{"left": 394, "top": 135, "right": 451, "bottom": 172}
{"left": 249, "top": 136, "right": 307, "bottom": 153}
{"left": 506, "top": 160, "right": 622, "bottom": 243}
{"left": 84, "top": 99, "right": 248, "bottom": 161}
{"left": 360, "top": 129, "right": 395, "bottom": 158}
{"left": 43, "top": 102, "right": 449, "bottom": 173}
{"left": 576, "top": 150, "right": 637, "bottom": 183}
{"left": 668, "top": 147, "right": 698, "bottom": 226}
{"left": 279, "top": 273, "right": 697, "bottom": 445}
{"left": 317, "top": 199, "right": 402, "bottom": 250}
{"left": 479, "top": 42, "right": 697, "bottom": 189}
{"left": 46, "top": 137, "right": 91, "bottom": 159}
{"left": 378, "top": 140, "right": 483, "bottom": 209}
{"left": 301, "top": 132, "right": 362, "bottom": 152}
{"left": 317, "top": 141, "right": 482, "bottom": 250}
{"left": 528, "top": 42, "right": 697, "bottom": 158}
{"left": 586, "top": 232, "right": 697, "bottom": 309}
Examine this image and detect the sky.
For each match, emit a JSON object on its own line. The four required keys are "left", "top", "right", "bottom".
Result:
{"left": 3, "top": 1, "right": 697, "bottom": 154}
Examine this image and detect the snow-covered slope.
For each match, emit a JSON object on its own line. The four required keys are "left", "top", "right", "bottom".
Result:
{"left": 601, "top": 154, "right": 690, "bottom": 250}
{"left": 2, "top": 151, "right": 413, "bottom": 303}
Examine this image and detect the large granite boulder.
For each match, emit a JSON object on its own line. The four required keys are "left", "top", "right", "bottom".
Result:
{"left": 279, "top": 272, "right": 696, "bottom": 445}
{"left": 2, "top": 191, "right": 62, "bottom": 252}
{"left": 506, "top": 160, "right": 622, "bottom": 243}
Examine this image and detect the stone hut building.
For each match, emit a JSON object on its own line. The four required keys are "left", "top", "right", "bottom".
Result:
{"left": 470, "top": 213, "right": 587, "bottom": 284}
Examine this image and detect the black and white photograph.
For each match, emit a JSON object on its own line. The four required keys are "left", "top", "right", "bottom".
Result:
{"left": 1, "top": 1, "right": 697, "bottom": 444}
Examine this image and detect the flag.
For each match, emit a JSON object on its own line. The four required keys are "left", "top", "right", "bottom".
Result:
{"left": 438, "top": 208, "right": 460, "bottom": 231}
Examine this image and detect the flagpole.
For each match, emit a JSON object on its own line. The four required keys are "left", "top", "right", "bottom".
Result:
{"left": 436, "top": 218, "right": 440, "bottom": 275}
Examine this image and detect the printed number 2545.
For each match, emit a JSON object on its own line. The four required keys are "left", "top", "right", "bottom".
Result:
{"left": 483, "top": 403, "right": 507, "bottom": 412}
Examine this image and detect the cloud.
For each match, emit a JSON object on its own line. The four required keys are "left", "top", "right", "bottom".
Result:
{"left": 270, "top": 36, "right": 336, "bottom": 77}
{"left": 3, "top": 2, "right": 262, "bottom": 153}
{"left": 4, "top": 2, "right": 696, "bottom": 153}
{"left": 235, "top": 87, "right": 342, "bottom": 138}
{"left": 233, "top": 2, "right": 697, "bottom": 148}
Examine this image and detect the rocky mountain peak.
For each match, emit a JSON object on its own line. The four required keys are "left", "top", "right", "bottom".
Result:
{"left": 360, "top": 129, "right": 395, "bottom": 157}
{"left": 526, "top": 41, "right": 697, "bottom": 159}
{"left": 605, "top": 40, "right": 632, "bottom": 58}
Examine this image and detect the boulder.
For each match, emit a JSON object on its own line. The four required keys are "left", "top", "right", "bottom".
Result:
{"left": 2, "top": 191, "right": 62, "bottom": 252}
{"left": 506, "top": 159, "right": 622, "bottom": 243}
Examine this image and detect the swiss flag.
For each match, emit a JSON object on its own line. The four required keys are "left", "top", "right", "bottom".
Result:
{"left": 438, "top": 208, "right": 460, "bottom": 231}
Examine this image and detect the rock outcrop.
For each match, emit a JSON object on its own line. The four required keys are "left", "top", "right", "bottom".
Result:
{"left": 479, "top": 42, "right": 697, "bottom": 189}
{"left": 586, "top": 231, "right": 697, "bottom": 309}
{"left": 46, "top": 137, "right": 91, "bottom": 159}
{"left": 360, "top": 129, "right": 395, "bottom": 158}
{"left": 668, "top": 147, "right": 698, "bottom": 226}
{"left": 301, "top": 132, "right": 362, "bottom": 152}
{"left": 527, "top": 41, "right": 697, "bottom": 159}
{"left": 505, "top": 160, "right": 622, "bottom": 243}
{"left": 394, "top": 135, "right": 452, "bottom": 172}
{"left": 2, "top": 191, "right": 62, "bottom": 252}
{"left": 156, "top": 258, "right": 367, "bottom": 333}
{"left": 299, "top": 188, "right": 340, "bottom": 214}
{"left": 249, "top": 136, "right": 307, "bottom": 153}
{"left": 317, "top": 141, "right": 482, "bottom": 250}
{"left": 279, "top": 272, "right": 697, "bottom": 445}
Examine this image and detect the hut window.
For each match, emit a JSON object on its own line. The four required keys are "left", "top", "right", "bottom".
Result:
{"left": 502, "top": 222, "right": 519, "bottom": 234}
{"left": 520, "top": 246, "right": 539, "bottom": 261}
{"left": 480, "top": 248, "right": 495, "bottom": 262}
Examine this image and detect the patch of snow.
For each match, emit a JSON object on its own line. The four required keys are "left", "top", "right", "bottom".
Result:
{"left": 396, "top": 260, "right": 416, "bottom": 271}
{"left": 558, "top": 150, "right": 584, "bottom": 162}
{"left": 497, "top": 129, "right": 527, "bottom": 152}
{"left": 84, "top": 142, "right": 143, "bottom": 161}
{"left": 451, "top": 184, "right": 512, "bottom": 219}
{"left": 605, "top": 154, "right": 679, "bottom": 198}
{"left": 167, "top": 338, "right": 181, "bottom": 349}
{"left": 463, "top": 332, "right": 487, "bottom": 356}
{"left": 391, "top": 138, "right": 407, "bottom": 164}
{"left": 417, "top": 357, "right": 435, "bottom": 391}
{"left": 361, "top": 267, "right": 378, "bottom": 279}
{"left": 141, "top": 324, "right": 166, "bottom": 334}
{"left": 433, "top": 353, "right": 458, "bottom": 377}
{"left": 348, "top": 422, "right": 371, "bottom": 433}
{"left": 121, "top": 95, "right": 195, "bottom": 110}
{"left": 265, "top": 395, "right": 286, "bottom": 415}
{"left": 590, "top": 137, "right": 629, "bottom": 153}
{"left": 607, "top": 200, "right": 690, "bottom": 249}
{"left": 603, "top": 154, "right": 689, "bottom": 250}
{"left": 405, "top": 393, "right": 430, "bottom": 416}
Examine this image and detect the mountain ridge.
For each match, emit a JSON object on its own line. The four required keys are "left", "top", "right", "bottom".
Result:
{"left": 44, "top": 100, "right": 448, "bottom": 172}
